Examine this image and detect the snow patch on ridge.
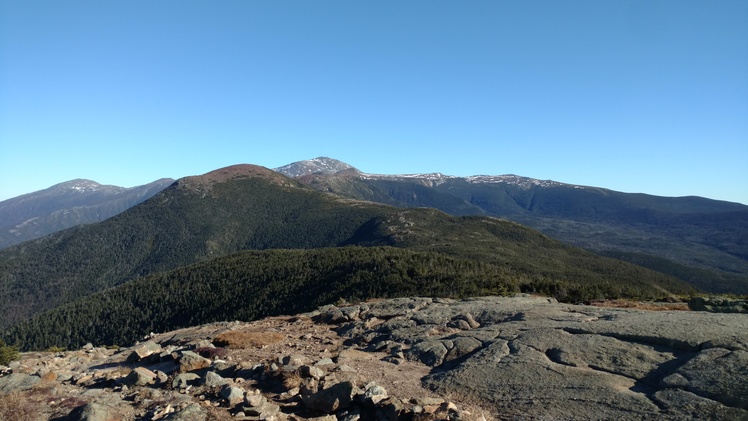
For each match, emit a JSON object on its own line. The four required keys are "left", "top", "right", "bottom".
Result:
{"left": 465, "top": 175, "right": 581, "bottom": 189}
{"left": 61, "top": 179, "right": 104, "bottom": 193}
{"left": 360, "top": 172, "right": 585, "bottom": 189}
{"left": 276, "top": 158, "right": 586, "bottom": 190}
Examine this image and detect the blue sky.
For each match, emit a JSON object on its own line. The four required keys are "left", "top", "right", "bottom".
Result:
{"left": 1, "top": 1, "right": 747, "bottom": 204}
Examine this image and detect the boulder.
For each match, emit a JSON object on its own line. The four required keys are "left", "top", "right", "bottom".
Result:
{"left": 242, "top": 392, "right": 280, "bottom": 418}
{"left": 219, "top": 385, "right": 245, "bottom": 405}
{"left": 282, "top": 353, "right": 308, "bottom": 367}
{"left": 688, "top": 296, "right": 748, "bottom": 313}
{"left": 165, "top": 403, "right": 208, "bottom": 421}
{"left": 177, "top": 351, "right": 211, "bottom": 372}
{"left": 300, "top": 364, "right": 325, "bottom": 380}
{"left": 244, "top": 391, "right": 267, "bottom": 408}
{"left": 66, "top": 401, "right": 123, "bottom": 421}
{"left": 302, "top": 381, "right": 356, "bottom": 413}
{"left": 443, "top": 336, "right": 482, "bottom": 362}
{"left": 0, "top": 372, "right": 40, "bottom": 393}
{"left": 123, "top": 367, "right": 157, "bottom": 387}
{"left": 127, "top": 341, "right": 162, "bottom": 362}
{"left": 406, "top": 341, "right": 448, "bottom": 367}
{"left": 202, "top": 371, "right": 228, "bottom": 388}
{"left": 362, "top": 382, "right": 388, "bottom": 406}
{"left": 172, "top": 373, "right": 201, "bottom": 389}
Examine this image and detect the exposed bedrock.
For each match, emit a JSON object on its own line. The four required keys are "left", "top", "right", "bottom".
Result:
{"left": 317, "top": 295, "right": 748, "bottom": 420}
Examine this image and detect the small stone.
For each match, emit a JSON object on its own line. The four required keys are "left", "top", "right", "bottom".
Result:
{"left": 66, "top": 402, "right": 123, "bottom": 421}
{"left": 172, "top": 373, "right": 201, "bottom": 389}
{"left": 178, "top": 351, "right": 212, "bottom": 372}
{"left": 315, "top": 358, "right": 335, "bottom": 366}
{"left": 127, "top": 340, "right": 162, "bottom": 362}
{"left": 244, "top": 391, "right": 267, "bottom": 408}
{"left": 244, "top": 402, "right": 280, "bottom": 418}
{"left": 73, "top": 374, "right": 95, "bottom": 386}
{"left": 282, "top": 354, "right": 308, "bottom": 367}
{"left": 220, "top": 385, "right": 245, "bottom": 405}
{"left": 301, "top": 365, "right": 325, "bottom": 380}
{"left": 417, "top": 397, "right": 445, "bottom": 406}
{"left": 124, "top": 367, "right": 157, "bottom": 386}
{"left": 363, "top": 382, "right": 388, "bottom": 405}
{"left": 302, "top": 381, "right": 356, "bottom": 413}
{"left": 203, "top": 371, "right": 228, "bottom": 387}
{"left": 167, "top": 402, "right": 208, "bottom": 421}
{"left": 155, "top": 370, "right": 169, "bottom": 385}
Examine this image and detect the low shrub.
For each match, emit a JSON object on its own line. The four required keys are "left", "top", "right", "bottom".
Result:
{"left": 195, "top": 347, "right": 228, "bottom": 359}
{"left": 0, "top": 339, "right": 20, "bottom": 365}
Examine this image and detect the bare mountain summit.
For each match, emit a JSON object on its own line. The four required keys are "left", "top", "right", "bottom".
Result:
{"left": 274, "top": 157, "right": 358, "bottom": 178}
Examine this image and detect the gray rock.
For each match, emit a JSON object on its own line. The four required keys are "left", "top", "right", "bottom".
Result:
{"left": 202, "top": 371, "right": 228, "bottom": 387}
{"left": 673, "top": 348, "right": 748, "bottom": 408}
{"left": 172, "top": 373, "right": 201, "bottom": 389}
{"left": 164, "top": 403, "right": 208, "bottom": 421}
{"left": 315, "top": 357, "right": 335, "bottom": 366}
{"left": 220, "top": 385, "right": 245, "bottom": 405}
{"left": 243, "top": 396, "right": 280, "bottom": 418}
{"left": 154, "top": 370, "right": 169, "bottom": 385}
{"left": 301, "top": 364, "right": 325, "bottom": 380}
{"left": 302, "top": 380, "right": 356, "bottom": 413}
{"left": 123, "top": 367, "right": 157, "bottom": 386}
{"left": 688, "top": 296, "right": 748, "bottom": 313}
{"left": 127, "top": 340, "right": 162, "bottom": 362}
{"left": 447, "top": 313, "right": 480, "bottom": 330}
{"left": 326, "top": 296, "right": 748, "bottom": 420}
{"left": 518, "top": 328, "right": 680, "bottom": 383}
{"left": 362, "top": 382, "right": 388, "bottom": 405}
{"left": 0, "top": 372, "right": 40, "bottom": 393}
{"left": 444, "top": 336, "right": 482, "bottom": 362}
{"left": 244, "top": 391, "right": 267, "bottom": 408}
{"left": 406, "top": 340, "right": 449, "bottom": 366}
{"left": 282, "top": 353, "right": 308, "bottom": 367}
{"left": 653, "top": 389, "right": 748, "bottom": 420}
{"left": 66, "top": 401, "right": 122, "bottom": 421}
{"left": 177, "top": 351, "right": 211, "bottom": 372}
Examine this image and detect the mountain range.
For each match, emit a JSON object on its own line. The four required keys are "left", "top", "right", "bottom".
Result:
{"left": 0, "top": 178, "right": 174, "bottom": 249}
{"left": 275, "top": 158, "right": 748, "bottom": 294}
{"left": 0, "top": 163, "right": 695, "bottom": 350}
{"left": 2, "top": 157, "right": 746, "bottom": 294}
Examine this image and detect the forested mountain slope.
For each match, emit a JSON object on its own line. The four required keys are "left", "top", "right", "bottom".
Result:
{"left": 277, "top": 158, "right": 748, "bottom": 293}
{"left": 3, "top": 246, "right": 693, "bottom": 351}
{"left": 0, "top": 164, "right": 694, "bottom": 333}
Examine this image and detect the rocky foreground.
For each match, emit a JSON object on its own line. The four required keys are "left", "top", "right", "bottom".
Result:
{"left": 1, "top": 295, "right": 747, "bottom": 420}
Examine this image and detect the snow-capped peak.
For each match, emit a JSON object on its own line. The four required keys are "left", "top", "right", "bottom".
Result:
{"left": 274, "top": 157, "right": 359, "bottom": 178}
{"left": 58, "top": 179, "right": 104, "bottom": 193}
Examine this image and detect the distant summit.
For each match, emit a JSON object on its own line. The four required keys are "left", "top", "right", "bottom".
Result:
{"left": 274, "top": 157, "right": 359, "bottom": 178}
{"left": 274, "top": 157, "right": 748, "bottom": 293}
{"left": 275, "top": 158, "right": 577, "bottom": 190}
{"left": 0, "top": 178, "right": 173, "bottom": 249}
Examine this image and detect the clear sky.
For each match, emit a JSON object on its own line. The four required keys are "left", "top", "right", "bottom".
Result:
{"left": 1, "top": 1, "right": 747, "bottom": 204}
